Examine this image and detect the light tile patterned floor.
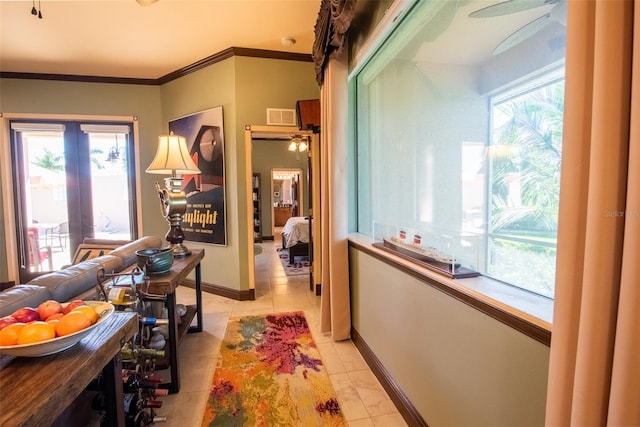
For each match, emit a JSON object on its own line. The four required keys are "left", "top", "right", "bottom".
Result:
{"left": 157, "top": 238, "right": 407, "bottom": 427}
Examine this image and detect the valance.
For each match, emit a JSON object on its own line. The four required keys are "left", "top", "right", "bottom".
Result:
{"left": 312, "top": 0, "right": 357, "bottom": 86}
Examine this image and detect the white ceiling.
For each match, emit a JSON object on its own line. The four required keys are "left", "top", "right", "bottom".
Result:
{"left": 0, "top": 0, "right": 322, "bottom": 80}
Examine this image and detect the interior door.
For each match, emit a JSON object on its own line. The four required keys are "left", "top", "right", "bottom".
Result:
{"left": 9, "top": 120, "right": 138, "bottom": 283}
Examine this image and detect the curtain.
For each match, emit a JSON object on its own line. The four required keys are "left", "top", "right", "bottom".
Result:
{"left": 319, "top": 53, "right": 351, "bottom": 341}
{"left": 545, "top": 1, "right": 640, "bottom": 426}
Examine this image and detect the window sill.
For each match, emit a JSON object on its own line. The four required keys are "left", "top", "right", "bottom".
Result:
{"left": 348, "top": 233, "right": 553, "bottom": 346}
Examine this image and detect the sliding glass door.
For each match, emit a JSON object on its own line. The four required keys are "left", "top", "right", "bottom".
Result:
{"left": 10, "top": 120, "right": 138, "bottom": 282}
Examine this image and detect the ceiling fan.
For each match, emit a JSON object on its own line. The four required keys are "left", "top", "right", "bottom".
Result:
{"left": 469, "top": 0, "right": 567, "bottom": 55}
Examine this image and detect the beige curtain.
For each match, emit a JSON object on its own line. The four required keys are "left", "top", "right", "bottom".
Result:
{"left": 545, "top": 1, "right": 640, "bottom": 425}
{"left": 319, "top": 53, "right": 351, "bottom": 341}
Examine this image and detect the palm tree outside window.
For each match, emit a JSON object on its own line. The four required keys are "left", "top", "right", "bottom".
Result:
{"left": 487, "top": 71, "right": 565, "bottom": 297}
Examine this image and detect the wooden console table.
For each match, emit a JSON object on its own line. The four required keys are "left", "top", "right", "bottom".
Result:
{"left": 143, "top": 248, "right": 204, "bottom": 394}
{"left": 0, "top": 311, "right": 137, "bottom": 427}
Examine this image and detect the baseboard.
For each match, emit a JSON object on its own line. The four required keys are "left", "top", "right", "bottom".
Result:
{"left": 351, "top": 327, "right": 429, "bottom": 427}
{"left": 181, "top": 278, "right": 255, "bottom": 301}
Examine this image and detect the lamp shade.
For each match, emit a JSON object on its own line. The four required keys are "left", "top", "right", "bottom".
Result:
{"left": 146, "top": 133, "right": 201, "bottom": 175}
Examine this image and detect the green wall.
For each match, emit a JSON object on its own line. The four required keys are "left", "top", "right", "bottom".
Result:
{"left": 234, "top": 56, "right": 319, "bottom": 287}
{"left": 159, "top": 59, "right": 240, "bottom": 289}
{"left": 159, "top": 56, "right": 318, "bottom": 291}
{"left": 345, "top": 2, "right": 550, "bottom": 424}
{"left": 350, "top": 247, "right": 550, "bottom": 426}
{"left": 0, "top": 55, "right": 319, "bottom": 291}
{"left": 0, "top": 78, "right": 165, "bottom": 280}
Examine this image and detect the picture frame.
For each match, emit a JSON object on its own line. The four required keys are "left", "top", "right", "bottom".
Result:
{"left": 169, "top": 106, "right": 226, "bottom": 246}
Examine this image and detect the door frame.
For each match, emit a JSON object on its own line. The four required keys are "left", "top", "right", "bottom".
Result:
{"left": 244, "top": 125, "right": 320, "bottom": 292}
{"left": 0, "top": 113, "right": 143, "bottom": 282}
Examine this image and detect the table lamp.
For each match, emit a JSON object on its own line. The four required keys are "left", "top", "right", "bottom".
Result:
{"left": 146, "top": 132, "right": 201, "bottom": 257}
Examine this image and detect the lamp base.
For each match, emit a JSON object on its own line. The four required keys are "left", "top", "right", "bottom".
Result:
{"left": 155, "top": 176, "right": 193, "bottom": 259}
{"left": 166, "top": 223, "right": 191, "bottom": 258}
{"left": 169, "top": 243, "right": 191, "bottom": 258}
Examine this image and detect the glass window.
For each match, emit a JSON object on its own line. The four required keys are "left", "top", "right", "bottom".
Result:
{"left": 487, "top": 73, "right": 564, "bottom": 297}
{"left": 354, "top": 0, "right": 566, "bottom": 297}
{"left": 10, "top": 121, "right": 138, "bottom": 282}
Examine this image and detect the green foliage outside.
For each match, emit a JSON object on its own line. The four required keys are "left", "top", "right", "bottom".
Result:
{"left": 488, "top": 79, "right": 564, "bottom": 297}
{"left": 32, "top": 148, "right": 64, "bottom": 171}
{"left": 491, "top": 81, "right": 564, "bottom": 234}
{"left": 32, "top": 148, "right": 107, "bottom": 171}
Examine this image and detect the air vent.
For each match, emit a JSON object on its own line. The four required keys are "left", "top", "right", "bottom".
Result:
{"left": 267, "top": 108, "right": 297, "bottom": 126}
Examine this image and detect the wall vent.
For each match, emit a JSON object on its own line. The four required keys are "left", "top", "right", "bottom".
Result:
{"left": 267, "top": 108, "right": 297, "bottom": 126}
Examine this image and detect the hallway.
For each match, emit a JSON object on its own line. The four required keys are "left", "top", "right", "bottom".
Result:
{"left": 159, "top": 238, "right": 406, "bottom": 426}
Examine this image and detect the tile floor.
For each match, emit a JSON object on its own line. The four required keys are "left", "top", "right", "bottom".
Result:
{"left": 156, "top": 238, "right": 407, "bottom": 426}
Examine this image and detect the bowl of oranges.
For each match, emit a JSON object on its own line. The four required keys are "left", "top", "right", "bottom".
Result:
{"left": 0, "top": 300, "right": 114, "bottom": 357}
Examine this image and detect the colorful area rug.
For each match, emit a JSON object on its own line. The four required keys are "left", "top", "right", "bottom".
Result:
{"left": 277, "top": 248, "right": 310, "bottom": 276}
{"left": 201, "top": 311, "right": 345, "bottom": 427}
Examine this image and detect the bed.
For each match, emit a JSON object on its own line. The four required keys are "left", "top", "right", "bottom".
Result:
{"left": 281, "top": 216, "right": 310, "bottom": 264}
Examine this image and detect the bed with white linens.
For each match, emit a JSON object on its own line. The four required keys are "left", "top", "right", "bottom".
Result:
{"left": 280, "top": 216, "right": 310, "bottom": 264}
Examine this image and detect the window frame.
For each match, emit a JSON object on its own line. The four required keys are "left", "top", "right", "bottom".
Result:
{"left": 9, "top": 119, "right": 140, "bottom": 282}
{"left": 0, "top": 113, "right": 143, "bottom": 283}
{"left": 346, "top": 0, "right": 558, "bottom": 340}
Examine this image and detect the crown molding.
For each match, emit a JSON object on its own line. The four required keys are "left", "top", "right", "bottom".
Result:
{"left": 0, "top": 47, "right": 313, "bottom": 86}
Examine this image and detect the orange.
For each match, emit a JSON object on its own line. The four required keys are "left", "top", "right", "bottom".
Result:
{"left": 72, "top": 305, "right": 98, "bottom": 325}
{"left": 46, "top": 318, "right": 60, "bottom": 327}
{"left": 55, "top": 311, "right": 91, "bottom": 336}
{"left": 0, "top": 323, "right": 26, "bottom": 346}
{"left": 46, "top": 312, "right": 64, "bottom": 322}
{"left": 63, "top": 300, "right": 87, "bottom": 315}
{"left": 17, "top": 321, "right": 56, "bottom": 345}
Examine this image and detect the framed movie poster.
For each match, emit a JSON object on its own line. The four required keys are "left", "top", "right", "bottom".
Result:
{"left": 169, "top": 106, "right": 226, "bottom": 246}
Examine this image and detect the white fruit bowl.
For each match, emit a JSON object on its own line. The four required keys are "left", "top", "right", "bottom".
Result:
{"left": 0, "top": 301, "right": 114, "bottom": 357}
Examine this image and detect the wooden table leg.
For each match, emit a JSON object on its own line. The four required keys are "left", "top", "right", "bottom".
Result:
{"left": 160, "top": 292, "right": 180, "bottom": 394}
{"left": 189, "top": 262, "right": 203, "bottom": 333}
{"left": 101, "top": 350, "right": 126, "bottom": 426}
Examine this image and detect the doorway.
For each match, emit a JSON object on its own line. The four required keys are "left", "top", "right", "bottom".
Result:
{"left": 271, "top": 168, "right": 303, "bottom": 237}
{"left": 8, "top": 120, "right": 139, "bottom": 282}
{"left": 244, "top": 125, "right": 321, "bottom": 293}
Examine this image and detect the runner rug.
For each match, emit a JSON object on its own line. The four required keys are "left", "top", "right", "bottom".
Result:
{"left": 277, "top": 247, "right": 310, "bottom": 276}
{"left": 201, "top": 311, "right": 345, "bottom": 426}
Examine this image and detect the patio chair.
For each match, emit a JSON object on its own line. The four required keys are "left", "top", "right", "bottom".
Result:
{"left": 27, "top": 227, "right": 53, "bottom": 271}
{"left": 45, "top": 221, "right": 69, "bottom": 251}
